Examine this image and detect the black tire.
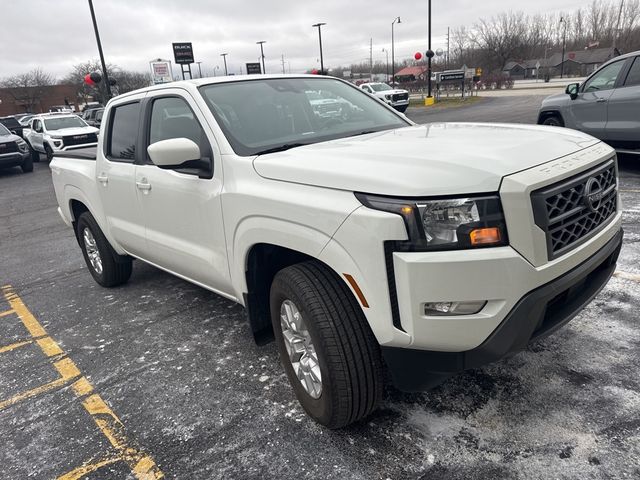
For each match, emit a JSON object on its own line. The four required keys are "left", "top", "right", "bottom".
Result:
{"left": 21, "top": 155, "right": 33, "bottom": 173}
{"left": 270, "top": 261, "right": 383, "bottom": 429}
{"left": 542, "top": 114, "right": 564, "bottom": 127}
{"left": 45, "top": 143, "right": 54, "bottom": 161}
{"left": 30, "top": 146, "right": 40, "bottom": 162}
{"left": 76, "top": 212, "right": 132, "bottom": 287}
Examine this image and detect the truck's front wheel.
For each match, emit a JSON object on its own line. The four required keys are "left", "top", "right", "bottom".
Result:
{"left": 270, "top": 261, "right": 383, "bottom": 429}
{"left": 77, "top": 212, "right": 132, "bottom": 287}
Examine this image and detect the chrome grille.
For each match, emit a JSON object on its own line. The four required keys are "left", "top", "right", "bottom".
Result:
{"left": 392, "top": 93, "right": 408, "bottom": 102}
{"left": 531, "top": 159, "right": 617, "bottom": 260}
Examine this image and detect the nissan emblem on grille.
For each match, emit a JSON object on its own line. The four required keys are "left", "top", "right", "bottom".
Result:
{"left": 584, "top": 176, "right": 605, "bottom": 212}
{"left": 531, "top": 159, "right": 617, "bottom": 260}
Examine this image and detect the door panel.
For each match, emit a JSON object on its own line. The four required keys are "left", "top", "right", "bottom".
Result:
{"left": 137, "top": 92, "right": 231, "bottom": 293}
{"left": 605, "top": 56, "right": 640, "bottom": 146}
{"left": 98, "top": 100, "right": 147, "bottom": 256}
{"left": 567, "top": 59, "right": 626, "bottom": 139}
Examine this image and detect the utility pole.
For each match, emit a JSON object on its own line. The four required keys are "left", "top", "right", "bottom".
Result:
{"left": 614, "top": 0, "right": 625, "bottom": 50}
{"left": 220, "top": 53, "right": 228, "bottom": 76}
{"left": 560, "top": 17, "right": 567, "bottom": 79}
{"left": 391, "top": 16, "right": 401, "bottom": 87}
{"left": 369, "top": 38, "right": 373, "bottom": 80}
{"left": 257, "top": 41, "right": 266, "bottom": 74}
{"left": 87, "top": 0, "right": 112, "bottom": 101}
{"left": 312, "top": 23, "right": 326, "bottom": 74}
{"left": 446, "top": 26, "right": 450, "bottom": 70}
{"left": 281, "top": 54, "right": 286, "bottom": 74}
{"left": 196, "top": 61, "right": 203, "bottom": 78}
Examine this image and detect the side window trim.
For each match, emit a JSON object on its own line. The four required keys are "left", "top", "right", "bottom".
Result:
{"left": 104, "top": 100, "right": 142, "bottom": 164}
{"left": 622, "top": 56, "right": 640, "bottom": 87}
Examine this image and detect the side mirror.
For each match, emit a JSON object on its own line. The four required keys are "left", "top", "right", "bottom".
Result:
{"left": 148, "top": 137, "right": 201, "bottom": 168}
{"left": 565, "top": 83, "right": 580, "bottom": 100}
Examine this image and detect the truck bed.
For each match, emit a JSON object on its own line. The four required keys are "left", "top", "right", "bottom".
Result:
{"left": 53, "top": 147, "right": 96, "bottom": 161}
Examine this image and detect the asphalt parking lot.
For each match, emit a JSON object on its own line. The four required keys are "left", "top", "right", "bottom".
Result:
{"left": 1, "top": 96, "right": 639, "bottom": 479}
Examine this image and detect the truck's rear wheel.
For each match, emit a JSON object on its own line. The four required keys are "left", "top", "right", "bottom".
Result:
{"left": 30, "top": 146, "right": 40, "bottom": 162}
{"left": 77, "top": 212, "right": 132, "bottom": 287}
{"left": 270, "top": 261, "right": 383, "bottom": 429}
{"left": 21, "top": 155, "right": 33, "bottom": 173}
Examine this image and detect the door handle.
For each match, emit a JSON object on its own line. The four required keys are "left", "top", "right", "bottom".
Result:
{"left": 136, "top": 179, "right": 152, "bottom": 192}
{"left": 596, "top": 98, "right": 607, "bottom": 103}
{"left": 97, "top": 173, "right": 108, "bottom": 185}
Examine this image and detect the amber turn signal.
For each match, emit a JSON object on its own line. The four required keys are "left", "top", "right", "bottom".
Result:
{"left": 470, "top": 227, "right": 502, "bottom": 246}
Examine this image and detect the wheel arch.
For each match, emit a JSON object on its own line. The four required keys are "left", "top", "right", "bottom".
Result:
{"left": 537, "top": 109, "right": 564, "bottom": 125}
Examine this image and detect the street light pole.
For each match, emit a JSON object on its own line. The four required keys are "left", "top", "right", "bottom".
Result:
{"left": 427, "top": 0, "right": 434, "bottom": 98}
{"left": 87, "top": 0, "right": 112, "bottom": 101}
{"left": 196, "top": 61, "right": 203, "bottom": 78}
{"left": 312, "top": 23, "right": 326, "bottom": 75}
{"left": 560, "top": 17, "right": 567, "bottom": 79}
{"left": 220, "top": 53, "right": 228, "bottom": 76}
{"left": 257, "top": 41, "right": 266, "bottom": 74}
{"left": 391, "top": 16, "right": 401, "bottom": 87}
{"left": 382, "top": 48, "right": 389, "bottom": 82}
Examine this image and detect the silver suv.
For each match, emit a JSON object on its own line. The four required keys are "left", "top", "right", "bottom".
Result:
{"left": 538, "top": 50, "right": 640, "bottom": 156}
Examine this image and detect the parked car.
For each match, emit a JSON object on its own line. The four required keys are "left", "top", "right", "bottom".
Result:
{"left": 24, "top": 114, "right": 99, "bottom": 161}
{"left": 84, "top": 107, "right": 104, "bottom": 127}
{"left": 50, "top": 75, "right": 622, "bottom": 428}
{"left": 18, "top": 114, "right": 36, "bottom": 126}
{"left": 538, "top": 50, "right": 640, "bottom": 156}
{"left": 0, "top": 116, "right": 26, "bottom": 139}
{"left": 0, "top": 122, "right": 33, "bottom": 173}
{"left": 359, "top": 82, "right": 410, "bottom": 112}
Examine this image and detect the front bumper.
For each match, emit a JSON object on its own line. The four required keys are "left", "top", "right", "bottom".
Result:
{"left": 382, "top": 228, "right": 623, "bottom": 391}
{"left": 0, "top": 151, "right": 29, "bottom": 168}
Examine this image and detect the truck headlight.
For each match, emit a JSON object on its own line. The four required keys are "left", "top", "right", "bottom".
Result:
{"left": 385, "top": 94, "right": 392, "bottom": 100}
{"left": 16, "top": 138, "right": 29, "bottom": 152}
{"left": 355, "top": 193, "right": 508, "bottom": 251}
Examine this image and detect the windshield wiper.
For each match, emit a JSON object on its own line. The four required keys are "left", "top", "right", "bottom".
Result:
{"left": 254, "top": 143, "right": 309, "bottom": 155}
{"left": 346, "top": 130, "right": 379, "bottom": 138}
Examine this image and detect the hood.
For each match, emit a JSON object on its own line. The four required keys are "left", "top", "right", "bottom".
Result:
{"left": 253, "top": 123, "right": 600, "bottom": 197}
{"left": 48, "top": 126, "right": 98, "bottom": 136}
{"left": 0, "top": 133, "right": 23, "bottom": 144}
{"left": 375, "top": 89, "right": 407, "bottom": 96}
{"left": 541, "top": 91, "right": 571, "bottom": 108}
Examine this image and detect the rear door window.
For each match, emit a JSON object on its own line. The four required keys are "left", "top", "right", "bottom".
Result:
{"left": 107, "top": 102, "right": 140, "bottom": 162}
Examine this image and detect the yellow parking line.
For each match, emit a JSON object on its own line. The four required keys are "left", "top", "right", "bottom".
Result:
{"left": 619, "top": 189, "right": 640, "bottom": 193}
{"left": 0, "top": 339, "right": 33, "bottom": 354}
{"left": 0, "top": 286, "right": 164, "bottom": 480}
{"left": 614, "top": 271, "right": 640, "bottom": 282}
{"left": 0, "top": 309, "right": 15, "bottom": 318}
{"left": 58, "top": 456, "right": 124, "bottom": 480}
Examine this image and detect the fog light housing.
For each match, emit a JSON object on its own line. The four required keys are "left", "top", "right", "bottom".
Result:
{"left": 424, "top": 300, "right": 487, "bottom": 316}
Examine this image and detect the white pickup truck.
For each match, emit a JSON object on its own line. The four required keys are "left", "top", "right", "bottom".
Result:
{"left": 50, "top": 75, "right": 623, "bottom": 428}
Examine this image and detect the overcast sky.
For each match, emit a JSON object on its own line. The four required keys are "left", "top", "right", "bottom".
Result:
{"left": 2, "top": 0, "right": 587, "bottom": 79}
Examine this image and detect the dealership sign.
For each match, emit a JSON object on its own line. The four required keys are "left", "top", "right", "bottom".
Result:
{"left": 172, "top": 42, "right": 194, "bottom": 65}
{"left": 437, "top": 70, "right": 465, "bottom": 82}
{"left": 246, "top": 62, "right": 262, "bottom": 74}
{"left": 150, "top": 60, "right": 173, "bottom": 84}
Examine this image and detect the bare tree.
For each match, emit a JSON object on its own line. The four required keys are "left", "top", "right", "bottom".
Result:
{"left": 473, "top": 12, "right": 528, "bottom": 71}
{"left": 0, "top": 68, "right": 56, "bottom": 112}
{"left": 63, "top": 60, "right": 150, "bottom": 104}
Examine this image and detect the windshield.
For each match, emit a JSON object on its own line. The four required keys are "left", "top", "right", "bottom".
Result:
{"left": 0, "top": 118, "right": 20, "bottom": 128}
{"left": 44, "top": 116, "right": 88, "bottom": 131}
{"left": 369, "top": 83, "right": 392, "bottom": 92}
{"left": 0, "top": 123, "right": 10, "bottom": 136}
{"left": 199, "top": 78, "right": 409, "bottom": 156}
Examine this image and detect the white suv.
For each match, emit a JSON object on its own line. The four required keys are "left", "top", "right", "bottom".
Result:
{"left": 360, "top": 82, "right": 410, "bottom": 112}
{"left": 25, "top": 114, "right": 99, "bottom": 161}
